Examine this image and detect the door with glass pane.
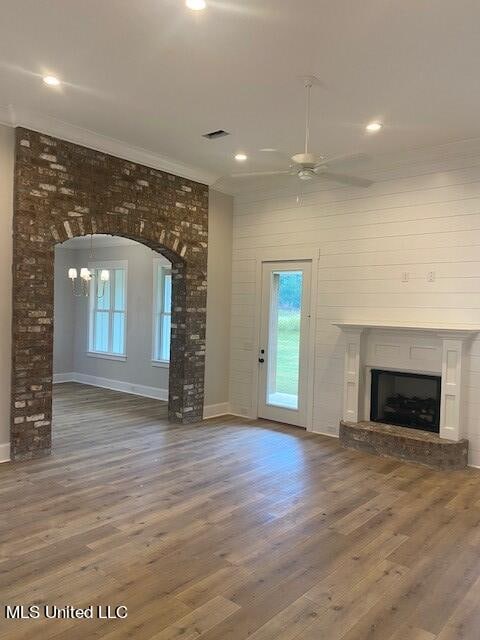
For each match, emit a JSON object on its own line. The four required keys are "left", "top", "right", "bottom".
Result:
{"left": 258, "top": 261, "right": 311, "bottom": 427}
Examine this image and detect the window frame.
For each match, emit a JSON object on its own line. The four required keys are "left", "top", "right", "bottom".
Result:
{"left": 87, "top": 260, "right": 128, "bottom": 361}
{"left": 152, "top": 258, "right": 172, "bottom": 367}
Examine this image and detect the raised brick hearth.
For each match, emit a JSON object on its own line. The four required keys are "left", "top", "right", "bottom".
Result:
{"left": 11, "top": 128, "right": 209, "bottom": 461}
{"left": 340, "top": 420, "right": 469, "bottom": 470}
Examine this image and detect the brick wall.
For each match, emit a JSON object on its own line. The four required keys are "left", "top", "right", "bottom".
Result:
{"left": 12, "top": 128, "right": 209, "bottom": 460}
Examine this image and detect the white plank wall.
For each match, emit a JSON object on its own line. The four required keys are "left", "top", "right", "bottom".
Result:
{"left": 229, "top": 138, "right": 480, "bottom": 466}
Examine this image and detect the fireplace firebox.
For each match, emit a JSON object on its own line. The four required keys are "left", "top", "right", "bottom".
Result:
{"left": 370, "top": 369, "right": 441, "bottom": 433}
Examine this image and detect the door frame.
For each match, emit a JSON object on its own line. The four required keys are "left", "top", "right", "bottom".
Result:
{"left": 251, "top": 246, "right": 319, "bottom": 431}
{"left": 257, "top": 260, "right": 312, "bottom": 427}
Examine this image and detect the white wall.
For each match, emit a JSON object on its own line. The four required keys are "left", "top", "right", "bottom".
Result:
{"left": 205, "top": 189, "right": 233, "bottom": 410}
{"left": 229, "top": 138, "right": 480, "bottom": 467}
{"left": 0, "top": 125, "right": 13, "bottom": 461}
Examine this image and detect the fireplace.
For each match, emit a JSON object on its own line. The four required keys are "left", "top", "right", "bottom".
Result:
{"left": 335, "top": 323, "right": 472, "bottom": 467}
{"left": 370, "top": 369, "right": 441, "bottom": 433}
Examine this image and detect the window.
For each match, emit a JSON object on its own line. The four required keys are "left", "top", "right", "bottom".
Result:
{"left": 88, "top": 261, "right": 127, "bottom": 358}
{"left": 153, "top": 261, "right": 172, "bottom": 363}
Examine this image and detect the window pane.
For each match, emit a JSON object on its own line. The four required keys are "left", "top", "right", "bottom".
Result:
{"left": 153, "top": 314, "right": 159, "bottom": 360}
{"left": 112, "top": 311, "right": 125, "bottom": 355}
{"left": 94, "top": 311, "right": 109, "bottom": 352}
{"left": 96, "top": 274, "right": 110, "bottom": 311}
{"left": 153, "top": 266, "right": 172, "bottom": 362}
{"left": 267, "top": 271, "right": 302, "bottom": 410}
{"left": 114, "top": 269, "right": 126, "bottom": 311}
{"left": 160, "top": 314, "right": 171, "bottom": 361}
{"left": 153, "top": 314, "right": 161, "bottom": 360}
{"left": 163, "top": 274, "right": 172, "bottom": 311}
{"left": 155, "top": 265, "right": 162, "bottom": 313}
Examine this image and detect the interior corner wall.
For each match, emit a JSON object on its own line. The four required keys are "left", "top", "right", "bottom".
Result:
{"left": 229, "top": 139, "right": 480, "bottom": 467}
{"left": 0, "top": 124, "right": 14, "bottom": 461}
{"left": 204, "top": 189, "right": 233, "bottom": 410}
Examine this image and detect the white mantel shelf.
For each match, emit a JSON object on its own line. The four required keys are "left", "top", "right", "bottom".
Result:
{"left": 333, "top": 322, "right": 480, "bottom": 336}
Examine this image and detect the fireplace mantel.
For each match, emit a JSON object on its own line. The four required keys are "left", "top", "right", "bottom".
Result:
{"left": 333, "top": 322, "right": 480, "bottom": 338}
{"left": 333, "top": 322, "right": 479, "bottom": 443}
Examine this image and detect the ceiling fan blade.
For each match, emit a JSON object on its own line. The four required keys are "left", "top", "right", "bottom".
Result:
{"left": 260, "top": 148, "right": 290, "bottom": 156}
{"left": 230, "top": 170, "right": 291, "bottom": 178}
{"left": 315, "top": 152, "right": 369, "bottom": 169}
{"left": 320, "top": 171, "right": 373, "bottom": 188}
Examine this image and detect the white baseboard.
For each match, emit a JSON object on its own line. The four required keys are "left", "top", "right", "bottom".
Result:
{"left": 227, "top": 405, "right": 257, "bottom": 420}
{"left": 311, "top": 429, "right": 340, "bottom": 439}
{"left": 53, "top": 372, "right": 75, "bottom": 384}
{"left": 54, "top": 372, "right": 168, "bottom": 401}
{"left": 0, "top": 442, "right": 11, "bottom": 463}
{"left": 203, "top": 402, "right": 231, "bottom": 419}
{"left": 55, "top": 375, "right": 231, "bottom": 417}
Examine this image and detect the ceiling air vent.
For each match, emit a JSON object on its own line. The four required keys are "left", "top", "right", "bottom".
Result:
{"left": 203, "top": 129, "right": 230, "bottom": 140}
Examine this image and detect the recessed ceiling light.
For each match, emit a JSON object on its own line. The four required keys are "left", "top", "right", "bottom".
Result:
{"left": 366, "top": 121, "right": 383, "bottom": 133}
{"left": 186, "top": 0, "right": 206, "bottom": 9}
{"left": 235, "top": 153, "right": 248, "bottom": 162}
{"left": 43, "top": 75, "right": 61, "bottom": 87}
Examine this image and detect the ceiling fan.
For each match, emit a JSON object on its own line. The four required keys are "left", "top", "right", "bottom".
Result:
{"left": 230, "top": 76, "right": 373, "bottom": 188}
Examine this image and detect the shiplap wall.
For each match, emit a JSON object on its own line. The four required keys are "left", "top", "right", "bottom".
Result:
{"left": 230, "top": 138, "right": 480, "bottom": 467}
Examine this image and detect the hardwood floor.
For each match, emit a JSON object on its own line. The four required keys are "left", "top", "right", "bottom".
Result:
{"left": 2, "top": 382, "right": 480, "bottom": 639}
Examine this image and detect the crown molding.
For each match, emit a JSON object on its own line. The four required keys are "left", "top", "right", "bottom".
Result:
{"left": 0, "top": 103, "right": 220, "bottom": 186}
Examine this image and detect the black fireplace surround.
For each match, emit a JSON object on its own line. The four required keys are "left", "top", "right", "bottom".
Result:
{"left": 370, "top": 369, "right": 441, "bottom": 433}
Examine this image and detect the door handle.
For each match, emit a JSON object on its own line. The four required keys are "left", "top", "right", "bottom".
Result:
{"left": 258, "top": 358, "right": 265, "bottom": 363}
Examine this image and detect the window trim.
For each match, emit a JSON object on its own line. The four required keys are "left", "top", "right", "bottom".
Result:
{"left": 88, "top": 260, "right": 128, "bottom": 359}
{"left": 152, "top": 258, "right": 172, "bottom": 366}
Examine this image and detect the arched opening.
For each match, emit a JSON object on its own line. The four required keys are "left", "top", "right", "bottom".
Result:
{"left": 11, "top": 128, "right": 209, "bottom": 461}
{"left": 53, "top": 234, "right": 175, "bottom": 438}
{"left": 12, "top": 221, "right": 206, "bottom": 460}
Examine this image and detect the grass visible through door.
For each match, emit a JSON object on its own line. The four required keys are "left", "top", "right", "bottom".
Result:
{"left": 275, "top": 308, "right": 301, "bottom": 395}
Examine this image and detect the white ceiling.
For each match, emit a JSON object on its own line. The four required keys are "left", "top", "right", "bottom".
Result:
{"left": 1, "top": 1, "right": 480, "bottom": 188}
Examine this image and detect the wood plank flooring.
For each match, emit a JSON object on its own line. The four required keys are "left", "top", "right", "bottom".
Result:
{"left": 2, "top": 382, "right": 480, "bottom": 639}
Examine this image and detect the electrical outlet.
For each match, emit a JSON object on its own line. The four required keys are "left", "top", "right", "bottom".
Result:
{"left": 401, "top": 272, "right": 409, "bottom": 283}
{"left": 427, "top": 271, "right": 436, "bottom": 282}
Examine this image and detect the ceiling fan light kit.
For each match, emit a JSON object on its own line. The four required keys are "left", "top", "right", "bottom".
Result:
{"left": 297, "top": 168, "right": 316, "bottom": 181}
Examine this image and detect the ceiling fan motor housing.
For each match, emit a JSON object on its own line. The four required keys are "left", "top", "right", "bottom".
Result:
{"left": 291, "top": 152, "right": 317, "bottom": 167}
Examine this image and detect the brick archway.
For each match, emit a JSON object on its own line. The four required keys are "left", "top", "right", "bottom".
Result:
{"left": 11, "top": 128, "right": 209, "bottom": 461}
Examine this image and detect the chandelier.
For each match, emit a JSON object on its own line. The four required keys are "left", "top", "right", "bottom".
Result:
{"left": 67, "top": 234, "right": 110, "bottom": 297}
